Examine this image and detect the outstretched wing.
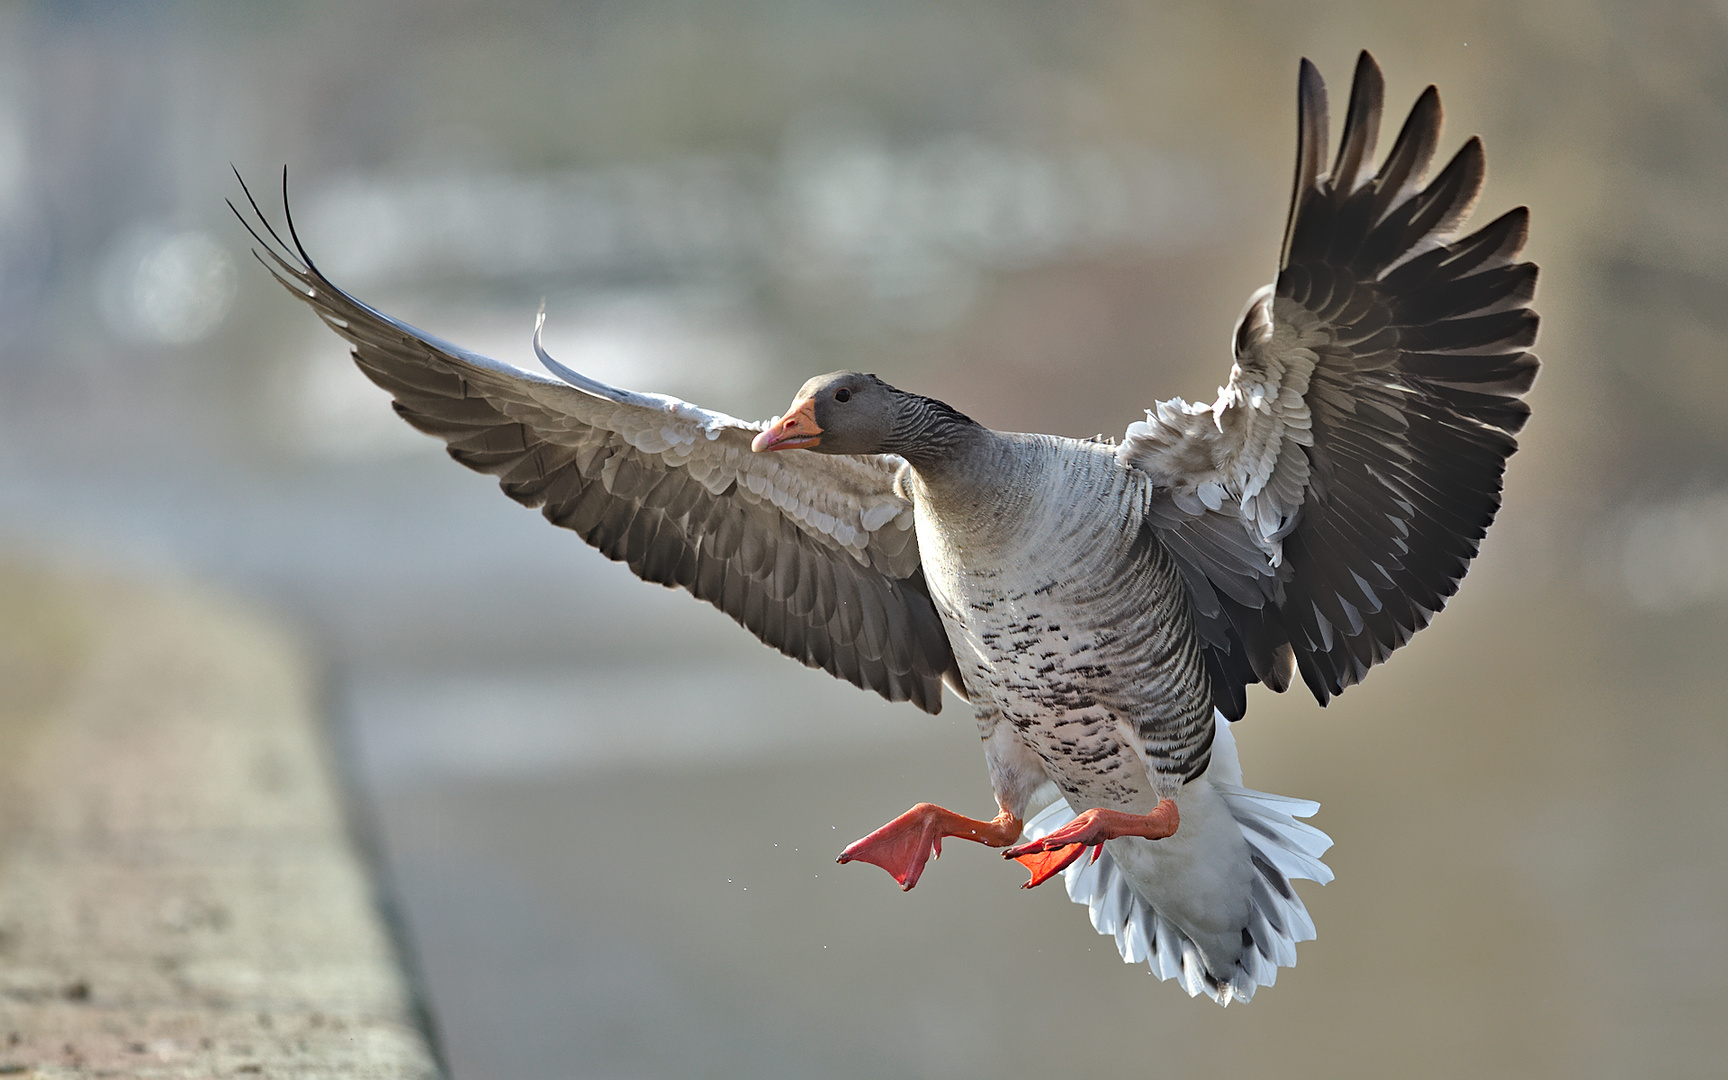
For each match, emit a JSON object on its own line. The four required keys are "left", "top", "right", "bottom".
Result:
{"left": 1121, "top": 52, "right": 1538, "bottom": 709}
{"left": 233, "top": 172, "right": 958, "bottom": 713}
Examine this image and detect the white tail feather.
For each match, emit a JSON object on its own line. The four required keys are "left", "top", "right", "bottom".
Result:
{"left": 1021, "top": 722, "right": 1332, "bottom": 1005}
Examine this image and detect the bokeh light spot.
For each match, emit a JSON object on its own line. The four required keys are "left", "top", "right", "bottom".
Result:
{"left": 97, "top": 225, "right": 238, "bottom": 346}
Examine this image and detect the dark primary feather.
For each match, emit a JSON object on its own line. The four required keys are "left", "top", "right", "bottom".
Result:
{"left": 1272, "top": 57, "right": 1536, "bottom": 703}
{"left": 1157, "top": 51, "right": 1539, "bottom": 709}
{"left": 231, "top": 171, "right": 959, "bottom": 713}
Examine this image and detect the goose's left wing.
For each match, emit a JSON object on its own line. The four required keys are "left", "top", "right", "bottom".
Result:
{"left": 1121, "top": 52, "right": 1538, "bottom": 711}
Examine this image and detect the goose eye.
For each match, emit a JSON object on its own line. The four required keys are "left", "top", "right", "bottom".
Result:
{"left": 835, "top": 388, "right": 852, "bottom": 403}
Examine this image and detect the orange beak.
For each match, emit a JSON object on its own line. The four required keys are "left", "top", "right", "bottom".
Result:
{"left": 751, "top": 397, "right": 823, "bottom": 452}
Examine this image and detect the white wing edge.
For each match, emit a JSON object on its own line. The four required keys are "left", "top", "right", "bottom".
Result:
{"left": 530, "top": 304, "right": 762, "bottom": 441}
{"left": 528, "top": 304, "right": 922, "bottom": 566}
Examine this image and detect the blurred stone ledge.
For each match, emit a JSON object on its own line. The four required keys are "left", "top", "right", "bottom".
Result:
{"left": 0, "top": 555, "right": 439, "bottom": 1078}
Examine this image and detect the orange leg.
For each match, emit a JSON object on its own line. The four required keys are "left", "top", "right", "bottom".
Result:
{"left": 837, "top": 803, "right": 1022, "bottom": 891}
{"left": 1001, "top": 799, "right": 1180, "bottom": 889}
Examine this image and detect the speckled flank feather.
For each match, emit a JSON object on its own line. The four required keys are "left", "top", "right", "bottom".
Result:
{"left": 1022, "top": 719, "right": 1332, "bottom": 1004}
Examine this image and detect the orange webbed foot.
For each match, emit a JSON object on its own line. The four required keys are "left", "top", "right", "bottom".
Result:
{"left": 1010, "top": 843, "right": 1100, "bottom": 888}
{"left": 1001, "top": 799, "right": 1179, "bottom": 888}
{"left": 838, "top": 802, "right": 1021, "bottom": 891}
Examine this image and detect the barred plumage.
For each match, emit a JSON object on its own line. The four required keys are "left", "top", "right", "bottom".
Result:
{"left": 910, "top": 439, "right": 1218, "bottom": 803}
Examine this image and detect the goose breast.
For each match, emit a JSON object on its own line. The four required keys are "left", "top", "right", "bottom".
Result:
{"left": 911, "top": 436, "right": 1216, "bottom": 811}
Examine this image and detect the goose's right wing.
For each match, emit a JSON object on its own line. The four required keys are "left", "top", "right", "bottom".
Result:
{"left": 233, "top": 173, "right": 958, "bottom": 713}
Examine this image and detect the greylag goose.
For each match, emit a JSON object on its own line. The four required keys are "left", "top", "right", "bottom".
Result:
{"left": 235, "top": 51, "right": 1537, "bottom": 1004}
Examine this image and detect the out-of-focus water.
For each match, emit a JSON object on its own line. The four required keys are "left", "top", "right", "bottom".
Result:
{"left": 2, "top": 2, "right": 1727, "bottom": 1077}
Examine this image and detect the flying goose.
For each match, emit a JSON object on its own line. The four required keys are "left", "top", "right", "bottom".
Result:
{"left": 235, "top": 51, "right": 1537, "bottom": 1004}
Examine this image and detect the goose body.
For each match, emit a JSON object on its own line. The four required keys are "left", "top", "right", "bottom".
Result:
{"left": 909, "top": 440, "right": 1298, "bottom": 999}
{"left": 236, "top": 51, "right": 1536, "bottom": 1004}
{"left": 910, "top": 435, "right": 1212, "bottom": 812}
{"left": 765, "top": 392, "right": 1330, "bottom": 1001}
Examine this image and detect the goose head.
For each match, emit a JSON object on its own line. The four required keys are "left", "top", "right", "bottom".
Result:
{"left": 751, "top": 371, "right": 897, "bottom": 456}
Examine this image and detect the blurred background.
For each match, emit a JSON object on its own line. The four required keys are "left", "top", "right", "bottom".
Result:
{"left": 1, "top": 0, "right": 1726, "bottom": 1076}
